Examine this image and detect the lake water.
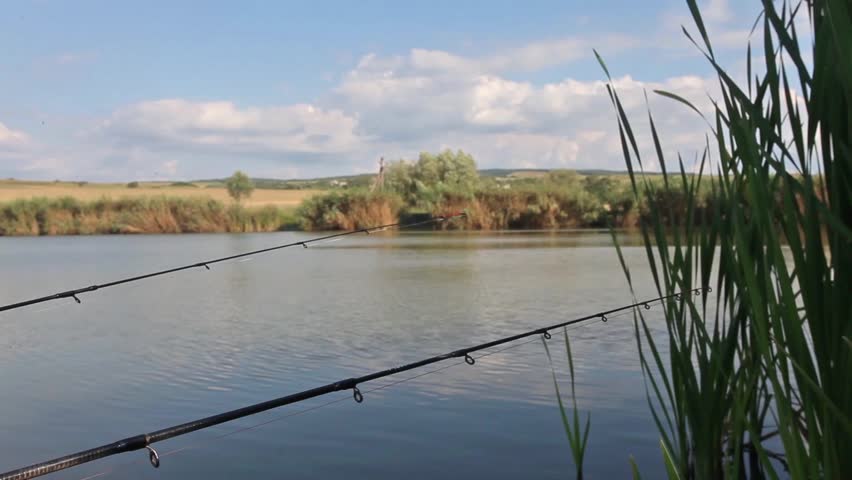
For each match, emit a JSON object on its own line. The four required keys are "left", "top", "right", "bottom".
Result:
{"left": 0, "top": 231, "right": 675, "bottom": 479}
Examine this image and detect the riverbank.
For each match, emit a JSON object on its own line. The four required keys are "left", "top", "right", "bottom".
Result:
{"left": 0, "top": 169, "right": 711, "bottom": 236}
{"left": 0, "top": 196, "right": 300, "bottom": 235}
{"left": 0, "top": 184, "right": 712, "bottom": 236}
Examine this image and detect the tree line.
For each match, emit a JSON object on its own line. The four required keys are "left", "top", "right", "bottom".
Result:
{"left": 297, "top": 149, "right": 710, "bottom": 230}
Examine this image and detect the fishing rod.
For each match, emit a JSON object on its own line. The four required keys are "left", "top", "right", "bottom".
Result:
{"left": 0, "top": 287, "right": 708, "bottom": 480}
{"left": 0, "top": 213, "right": 465, "bottom": 315}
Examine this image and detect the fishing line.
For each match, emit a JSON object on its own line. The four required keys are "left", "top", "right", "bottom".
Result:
{"left": 77, "top": 321, "right": 587, "bottom": 480}
{"left": 0, "top": 214, "right": 464, "bottom": 315}
{"left": 115, "top": 322, "right": 598, "bottom": 477}
{"left": 0, "top": 288, "right": 708, "bottom": 480}
{"left": 78, "top": 301, "right": 661, "bottom": 480}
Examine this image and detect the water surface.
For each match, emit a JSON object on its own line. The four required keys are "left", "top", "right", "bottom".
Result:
{"left": 1, "top": 231, "right": 672, "bottom": 479}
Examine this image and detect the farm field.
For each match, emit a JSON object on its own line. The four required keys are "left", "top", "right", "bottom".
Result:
{"left": 0, "top": 180, "right": 321, "bottom": 208}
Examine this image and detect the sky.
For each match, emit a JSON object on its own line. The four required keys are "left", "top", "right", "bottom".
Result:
{"left": 0, "top": 0, "right": 767, "bottom": 181}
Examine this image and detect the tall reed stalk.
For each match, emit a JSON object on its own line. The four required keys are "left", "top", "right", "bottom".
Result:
{"left": 543, "top": 330, "right": 591, "bottom": 479}
{"left": 597, "top": 0, "right": 851, "bottom": 477}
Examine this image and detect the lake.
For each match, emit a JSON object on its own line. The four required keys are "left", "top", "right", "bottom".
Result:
{"left": 0, "top": 230, "right": 673, "bottom": 479}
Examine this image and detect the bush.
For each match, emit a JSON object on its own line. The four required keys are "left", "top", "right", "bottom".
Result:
{"left": 298, "top": 190, "right": 403, "bottom": 230}
{"left": 0, "top": 196, "right": 296, "bottom": 236}
{"left": 383, "top": 149, "right": 479, "bottom": 207}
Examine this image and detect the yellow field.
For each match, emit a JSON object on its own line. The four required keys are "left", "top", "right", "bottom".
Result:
{"left": 0, "top": 180, "right": 320, "bottom": 208}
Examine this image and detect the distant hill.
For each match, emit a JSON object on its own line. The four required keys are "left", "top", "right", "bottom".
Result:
{"left": 196, "top": 174, "right": 375, "bottom": 190}
{"left": 196, "top": 168, "right": 634, "bottom": 189}
{"left": 477, "top": 168, "right": 551, "bottom": 177}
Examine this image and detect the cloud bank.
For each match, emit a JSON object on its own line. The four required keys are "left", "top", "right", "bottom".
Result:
{"left": 3, "top": 2, "right": 764, "bottom": 181}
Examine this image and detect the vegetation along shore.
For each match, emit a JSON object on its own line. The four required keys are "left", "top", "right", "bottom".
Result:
{"left": 0, "top": 159, "right": 714, "bottom": 236}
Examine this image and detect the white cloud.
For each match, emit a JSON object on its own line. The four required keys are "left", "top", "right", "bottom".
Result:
{"left": 161, "top": 160, "right": 178, "bottom": 176}
{"left": 58, "top": 40, "right": 720, "bottom": 179}
{"left": 98, "top": 99, "right": 364, "bottom": 155}
{"left": 347, "top": 35, "right": 634, "bottom": 78}
{"left": 0, "top": 122, "right": 29, "bottom": 150}
{"left": 480, "top": 35, "right": 634, "bottom": 72}
{"left": 468, "top": 76, "right": 533, "bottom": 127}
{"left": 703, "top": 0, "right": 733, "bottom": 23}
{"left": 0, "top": 122, "right": 87, "bottom": 180}
{"left": 335, "top": 46, "right": 715, "bottom": 171}
{"left": 6, "top": 35, "right": 722, "bottom": 180}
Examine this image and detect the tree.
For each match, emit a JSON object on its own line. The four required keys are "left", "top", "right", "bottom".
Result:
{"left": 384, "top": 160, "right": 416, "bottom": 199}
{"left": 546, "top": 169, "right": 582, "bottom": 190}
{"left": 581, "top": 175, "right": 617, "bottom": 200}
{"left": 225, "top": 170, "right": 255, "bottom": 202}
{"left": 413, "top": 149, "right": 478, "bottom": 193}
{"left": 382, "top": 149, "right": 480, "bottom": 206}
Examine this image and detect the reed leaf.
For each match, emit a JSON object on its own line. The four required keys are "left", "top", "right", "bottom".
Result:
{"left": 600, "top": 0, "right": 851, "bottom": 477}
{"left": 542, "top": 331, "right": 592, "bottom": 479}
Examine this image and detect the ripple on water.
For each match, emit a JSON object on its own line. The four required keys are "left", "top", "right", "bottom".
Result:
{"left": 0, "top": 231, "right": 668, "bottom": 479}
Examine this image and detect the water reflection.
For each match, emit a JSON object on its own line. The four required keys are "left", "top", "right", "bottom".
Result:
{"left": 1, "top": 231, "right": 667, "bottom": 479}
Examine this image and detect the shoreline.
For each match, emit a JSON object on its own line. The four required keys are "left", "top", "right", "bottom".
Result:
{"left": 0, "top": 224, "right": 630, "bottom": 238}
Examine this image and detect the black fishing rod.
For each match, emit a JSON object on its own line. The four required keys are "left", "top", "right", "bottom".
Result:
{"left": 0, "top": 213, "right": 465, "bottom": 314}
{"left": 0, "top": 287, "right": 708, "bottom": 480}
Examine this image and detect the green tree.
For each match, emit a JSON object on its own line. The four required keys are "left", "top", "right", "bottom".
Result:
{"left": 546, "top": 170, "right": 583, "bottom": 190}
{"left": 413, "top": 149, "right": 478, "bottom": 193}
{"left": 382, "top": 149, "right": 480, "bottom": 207}
{"left": 225, "top": 170, "right": 255, "bottom": 202}
{"left": 384, "top": 160, "right": 416, "bottom": 200}
{"left": 581, "top": 176, "right": 617, "bottom": 200}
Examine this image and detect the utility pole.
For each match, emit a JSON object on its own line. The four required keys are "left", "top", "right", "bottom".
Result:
{"left": 371, "top": 157, "right": 385, "bottom": 192}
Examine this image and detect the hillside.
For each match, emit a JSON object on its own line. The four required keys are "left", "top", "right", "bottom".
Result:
{"left": 195, "top": 168, "right": 633, "bottom": 190}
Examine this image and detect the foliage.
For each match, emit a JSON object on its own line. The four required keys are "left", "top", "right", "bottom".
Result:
{"left": 413, "top": 149, "right": 478, "bottom": 194}
{"left": 302, "top": 149, "right": 697, "bottom": 230}
{"left": 225, "top": 170, "right": 255, "bottom": 202}
{"left": 432, "top": 188, "right": 610, "bottom": 229}
{"left": 297, "top": 190, "right": 403, "bottom": 230}
{"left": 0, "top": 196, "right": 297, "bottom": 235}
{"left": 383, "top": 160, "right": 417, "bottom": 201}
{"left": 546, "top": 169, "right": 583, "bottom": 190}
{"left": 126, "top": 181, "right": 139, "bottom": 189}
{"left": 602, "top": 0, "right": 852, "bottom": 477}
{"left": 383, "top": 149, "right": 479, "bottom": 207}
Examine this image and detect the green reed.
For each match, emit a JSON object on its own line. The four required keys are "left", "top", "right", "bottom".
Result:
{"left": 596, "top": 0, "right": 851, "bottom": 477}
{"left": 543, "top": 329, "right": 591, "bottom": 480}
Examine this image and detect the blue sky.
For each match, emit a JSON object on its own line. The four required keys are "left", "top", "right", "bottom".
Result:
{"left": 0, "top": 0, "right": 765, "bottom": 181}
